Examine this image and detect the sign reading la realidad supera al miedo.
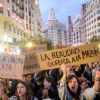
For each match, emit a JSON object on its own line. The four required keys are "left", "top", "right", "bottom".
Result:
{"left": 37, "top": 43, "right": 100, "bottom": 70}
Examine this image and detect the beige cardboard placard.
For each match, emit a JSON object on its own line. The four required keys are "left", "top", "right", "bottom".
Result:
{"left": 23, "top": 44, "right": 47, "bottom": 74}
{"left": 37, "top": 43, "right": 100, "bottom": 70}
{"left": 0, "top": 53, "right": 25, "bottom": 80}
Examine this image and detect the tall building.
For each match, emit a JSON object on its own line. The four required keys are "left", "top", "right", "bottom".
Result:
{"left": 85, "top": 0, "right": 100, "bottom": 43}
{"left": 72, "top": 14, "right": 82, "bottom": 46}
{"left": 80, "top": 4, "right": 86, "bottom": 43}
{"left": 68, "top": 0, "right": 100, "bottom": 46}
{"left": 43, "top": 8, "right": 67, "bottom": 46}
{"left": 67, "top": 16, "right": 73, "bottom": 46}
{"left": 0, "top": 0, "right": 42, "bottom": 54}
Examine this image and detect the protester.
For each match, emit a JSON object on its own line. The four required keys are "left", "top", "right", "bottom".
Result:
{"left": 58, "top": 63, "right": 100, "bottom": 100}
{"left": 8, "top": 79, "right": 18, "bottom": 97}
{"left": 92, "top": 64, "right": 100, "bottom": 81}
{"left": 0, "top": 62, "right": 100, "bottom": 100}
{"left": 24, "top": 74, "right": 35, "bottom": 97}
{"left": 42, "top": 88, "right": 52, "bottom": 100}
{"left": 78, "top": 77, "right": 89, "bottom": 93}
{"left": 82, "top": 69, "right": 100, "bottom": 100}
{"left": 0, "top": 79, "right": 9, "bottom": 100}
{"left": 58, "top": 64, "right": 82, "bottom": 100}
{"left": 7, "top": 79, "right": 13, "bottom": 97}
{"left": 83, "top": 63, "right": 93, "bottom": 86}
{"left": 8, "top": 81, "right": 34, "bottom": 100}
{"left": 25, "top": 74, "right": 32, "bottom": 84}
{"left": 43, "top": 76, "right": 60, "bottom": 100}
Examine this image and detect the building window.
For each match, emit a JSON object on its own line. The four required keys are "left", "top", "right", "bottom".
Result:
{"left": 26, "top": 15, "right": 27, "bottom": 20}
{"left": 7, "top": 0, "right": 9, "bottom": 3}
{"left": 95, "top": 30, "right": 96, "bottom": 34}
{"left": 97, "top": 16, "right": 100, "bottom": 20}
{"left": 16, "top": 9, "right": 18, "bottom": 15}
{"left": 4, "top": 22, "right": 7, "bottom": 29}
{"left": 97, "top": 23, "right": 100, "bottom": 27}
{"left": 7, "top": 9, "right": 10, "bottom": 16}
{"left": 92, "top": 20, "right": 93, "bottom": 24}
{"left": 0, "top": 4, "right": 3, "bottom": 13}
{"left": 17, "top": 29, "right": 19, "bottom": 35}
{"left": 9, "top": 24, "right": 11, "bottom": 31}
{"left": 26, "top": 7, "right": 27, "bottom": 12}
{"left": 25, "top": 0, "right": 27, "bottom": 4}
{"left": 26, "top": 24, "right": 28, "bottom": 29}
{"left": 29, "top": 11, "right": 31, "bottom": 16}
{"left": 12, "top": 5, "right": 15, "bottom": 12}
{"left": 94, "top": 18, "right": 96, "bottom": 22}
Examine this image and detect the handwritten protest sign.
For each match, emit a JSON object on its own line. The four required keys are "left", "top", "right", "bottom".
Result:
{"left": 37, "top": 43, "right": 100, "bottom": 70}
{"left": 23, "top": 44, "right": 47, "bottom": 74}
{"left": 0, "top": 53, "right": 25, "bottom": 80}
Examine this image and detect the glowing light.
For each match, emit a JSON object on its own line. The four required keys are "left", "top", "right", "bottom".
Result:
{"left": 0, "top": 4, "right": 3, "bottom": 7}
{"left": 16, "top": 47, "right": 21, "bottom": 55}
{"left": 25, "top": 42, "right": 33, "bottom": 48}
{"left": 98, "top": 44, "right": 100, "bottom": 51}
{"left": 35, "top": 0, "right": 38, "bottom": 5}
{"left": 3, "top": 35, "right": 8, "bottom": 42}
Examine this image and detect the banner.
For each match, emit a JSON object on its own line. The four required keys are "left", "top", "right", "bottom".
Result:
{"left": 37, "top": 43, "right": 100, "bottom": 70}
{"left": 23, "top": 44, "right": 47, "bottom": 74}
{"left": 0, "top": 53, "right": 25, "bottom": 80}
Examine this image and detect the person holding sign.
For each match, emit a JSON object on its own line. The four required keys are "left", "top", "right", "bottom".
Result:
{"left": 58, "top": 64, "right": 100, "bottom": 100}
{"left": 0, "top": 79, "right": 8, "bottom": 100}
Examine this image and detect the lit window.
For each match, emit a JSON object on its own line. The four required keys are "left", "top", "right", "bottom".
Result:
{"left": 7, "top": 8, "right": 10, "bottom": 16}
{"left": 0, "top": 3, "right": 3, "bottom": 13}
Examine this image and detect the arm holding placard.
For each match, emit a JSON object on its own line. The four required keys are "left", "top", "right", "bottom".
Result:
{"left": 58, "top": 64, "right": 72, "bottom": 100}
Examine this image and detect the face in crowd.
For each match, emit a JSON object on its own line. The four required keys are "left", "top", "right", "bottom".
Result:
{"left": 17, "top": 83, "right": 27, "bottom": 97}
{"left": 79, "top": 77, "right": 88, "bottom": 91}
{"left": 0, "top": 79, "right": 7, "bottom": 94}
{"left": 43, "top": 77, "right": 54, "bottom": 90}
{"left": 67, "top": 75, "right": 79, "bottom": 94}
{"left": 25, "top": 74, "right": 32, "bottom": 83}
{"left": 16, "top": 81, "right": 31, "bottom": 99}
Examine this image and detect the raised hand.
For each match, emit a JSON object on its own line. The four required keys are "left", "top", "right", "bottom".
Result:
{"left": 60, "top": 64, "right": 70, "bottom": 81}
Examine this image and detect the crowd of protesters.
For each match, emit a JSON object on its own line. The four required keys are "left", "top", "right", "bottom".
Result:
{"left": 0, "top": 62, "right": 100, "bottom": 100}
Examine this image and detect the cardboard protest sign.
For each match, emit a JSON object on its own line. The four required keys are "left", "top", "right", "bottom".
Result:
{"left": 23, "top": 44, "right": 47, "bottom": 74}
{"left": 37, "top": 43, "right": 100, "bottom": 70}
{"left": 0, "top": 53, "right": 25, "bottom": 80}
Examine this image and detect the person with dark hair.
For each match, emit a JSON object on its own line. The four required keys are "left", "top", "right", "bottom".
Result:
{"left": 35, "top": 76, "right": 60, "bottom": 100}
{"left": 8, "top": 79, "right": 18, "bottom": 97}
{"left": 78, "top": 77, "right": 89, "bottom": 93}
{"left": 24, "top": 74, "right": 35, "bottom": 97}
{"left": 83, "top": 63, "right": 93, "bottom": 86}
{"left": 0, "top": 79, "right": 8, "bottom": 100}
{"left": 58, "top": 64, "right": 100, "bottom": 100}
{"left": 8, "top": 81, "right": 34, "bottom": 100}
{"left": 44, "top": 76, "right": 60, "bottom": 100}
